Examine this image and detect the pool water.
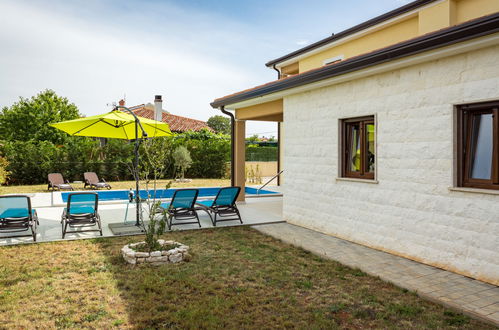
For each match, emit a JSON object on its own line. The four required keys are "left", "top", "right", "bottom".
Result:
{"left": 61, "top": 187, "right": 277, "bottom": 202}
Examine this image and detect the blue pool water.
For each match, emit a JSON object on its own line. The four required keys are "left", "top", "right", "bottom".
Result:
{"left": 61, "top": 187, "right": 277, "bottom": 202}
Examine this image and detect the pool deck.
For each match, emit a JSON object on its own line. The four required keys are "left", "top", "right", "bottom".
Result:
{"left": 0, "top": 194, "right": 284, "bottom": 245}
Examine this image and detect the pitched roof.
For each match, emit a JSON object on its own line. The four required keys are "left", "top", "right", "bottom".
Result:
{"left": 212, "top": 13, "right": 499, "bottom": 108}
{"left": 265, "top": 0, "right": 438, "bottom": 67}
{"left": 129, "top": 105, "right": 213, "bottom": 133}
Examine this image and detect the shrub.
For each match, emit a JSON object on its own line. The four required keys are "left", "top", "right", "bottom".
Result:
{"left": 0, "top": 156, "right": 10, "bottom": 185}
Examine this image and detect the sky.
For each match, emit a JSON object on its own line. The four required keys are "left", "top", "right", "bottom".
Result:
{"left": 0, "top": 0, "right": 411, "bottom": 137}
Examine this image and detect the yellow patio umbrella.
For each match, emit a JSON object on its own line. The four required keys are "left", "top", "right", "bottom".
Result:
{"left": 51, "top": 106, "right": 172, "bottom": 227}
{"left": 50, "top": 109, "right": 172, "bottom": 139}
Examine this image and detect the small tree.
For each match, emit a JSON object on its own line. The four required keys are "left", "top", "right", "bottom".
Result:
{"left": 131, "top": 137, "right": 173, "bottom": 252}
{"left": 207, "top": 115, "right": 231, "bottom": 135}
{"left": 172, "top": 145, "right": 192, "bottom": 180}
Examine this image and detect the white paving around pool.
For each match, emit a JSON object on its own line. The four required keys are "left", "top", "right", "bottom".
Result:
{"left": 0, "top": 196, "right": 284, "bottom": 246}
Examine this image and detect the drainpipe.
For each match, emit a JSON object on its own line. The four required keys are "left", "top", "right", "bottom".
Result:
{"left": 272, "top": 64, "right": 281, "bottom": 79}
{"left": 220, "top": 106, "right": 235, "bottom": 187}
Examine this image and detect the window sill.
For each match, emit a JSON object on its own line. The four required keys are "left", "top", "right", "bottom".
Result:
{"left": 448, "top": 187, "right": 499, "bottom": 196}
{"left": 336, "top": 177, "right": 379, "bottom": 184}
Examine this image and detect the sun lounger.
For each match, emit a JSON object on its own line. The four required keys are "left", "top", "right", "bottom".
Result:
{"left": 196, "top": 186, "right": 242, "bottom": 226}
{"left": 0, "top": 195, "right": 38, "bottom": 241}
{"left": 83, "top": 172, "right": 111, "bottom": 190}
{"left": 48, "top": 173, "right": 74, "bottom": 191}
{"left": 159, "top": 189, "right": 201, "bottom": 230}
{"left": 61, "top": 192, "right": 102, "bottom": 239}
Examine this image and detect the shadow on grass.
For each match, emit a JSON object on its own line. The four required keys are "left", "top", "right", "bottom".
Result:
{"left": 91, "top": 226, "right": 491, "bottom": 329}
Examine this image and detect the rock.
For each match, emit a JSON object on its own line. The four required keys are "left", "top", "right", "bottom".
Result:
{"left": 177, "top": 246, "right": 189, "bottom": 253}
{"left": 156, "top": 256, "right": 169, "bottom": 262}
{"left": 169, "top": 253, "right": 182, "bottom": 263}
{"left": 161, "top": 250, "right": 170, "bottom": 256}
{"left": 136, "top": 258, "right": 145, "bottom": 264}
{"left": 135, "top": 252, "right": 149, "bottom": 258}
{"left": 157, "top": 239, "right": 165, "bottom": 245}
{"left": 124, "top": 257, "right": 136, "bottom": 265}
{"left": 164, "top": 240, "right": 174, "bottom": 245}
{"left": 126, "top": 251, "right": 136, "bottom": 258}
{"left": 150, "top": 251, "right": 161, "bottom": 257}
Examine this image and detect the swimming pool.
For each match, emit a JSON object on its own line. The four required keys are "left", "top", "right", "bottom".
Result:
{"left": 61, "top": 187, "right": 277, "bottom": 202}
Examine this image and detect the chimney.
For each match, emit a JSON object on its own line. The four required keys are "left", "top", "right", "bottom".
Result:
{"left": 154, "top": 95, "right": 163, "bottom": 122}
{"left": 118, "top": 99, "right": 125, "bottom": 107}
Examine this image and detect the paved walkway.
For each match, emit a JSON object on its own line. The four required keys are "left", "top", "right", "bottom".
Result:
{"left": 253, "top": 223, "right": 499, "bottom": 326}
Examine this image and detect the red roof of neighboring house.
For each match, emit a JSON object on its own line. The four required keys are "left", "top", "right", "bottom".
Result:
{"left": 128, "top": 104, "right": 213, "bottom": 133}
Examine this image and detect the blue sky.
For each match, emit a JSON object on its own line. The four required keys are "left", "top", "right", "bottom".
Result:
{"left": 0, "top": 0, "right": 410, "bottom": 136}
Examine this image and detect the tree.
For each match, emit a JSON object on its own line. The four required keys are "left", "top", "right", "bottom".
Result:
{"left": 207, "top": 115, "right": 231, "bottom": 135}
{"left": 172, "top": 145, "right": 192, "bottom": 180}
{"left": 0, "top": 89, "right": 81, "bottom": 144}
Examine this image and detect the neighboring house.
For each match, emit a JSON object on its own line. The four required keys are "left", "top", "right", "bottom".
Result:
{"left": 119, "top": 95, "right": 212, "bottom": 133}
{"left": 211, "top": 0, "right": 499, "bottom": 285}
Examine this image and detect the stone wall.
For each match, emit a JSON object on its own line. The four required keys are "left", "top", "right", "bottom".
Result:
{"left": 282, "top": 44, "right": 499, "bottom": 285}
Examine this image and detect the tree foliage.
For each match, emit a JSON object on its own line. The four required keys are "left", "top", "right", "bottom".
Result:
{"left": 207, "top": 115, "right": 231, "bottom": 135}
{"left": 172, "top": 145, "right": 192, "bottom": 179}
{"left": 0, "top": 89, "right": 81, "bottom": 144}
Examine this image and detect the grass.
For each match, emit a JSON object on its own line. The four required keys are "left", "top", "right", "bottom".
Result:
{"left": 0, "top": 227, "right": 493, "bottom": 329}
{"left": 0, "top": 178, "right": 231, "bottom": 194}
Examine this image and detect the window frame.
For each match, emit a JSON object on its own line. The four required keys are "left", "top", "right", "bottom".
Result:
{"left": 341, "top": 116, "right": 375, "bottom": 180}
{"left": 457, "top": 101, "right": 499, "bottom": 190}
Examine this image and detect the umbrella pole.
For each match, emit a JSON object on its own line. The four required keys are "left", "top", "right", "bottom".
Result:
{"left": 134, "top": 118, "right": 141, "bottom": 227}
{"left": 115, "top": 105, "right": 148, "bottom": 228}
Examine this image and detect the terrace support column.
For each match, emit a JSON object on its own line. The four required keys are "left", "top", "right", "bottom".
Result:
{"left": 234, "top": 119, "right": 246, "bottom": 202}
{"left": 278, "top": 122, "right": 284, "bottom": 186}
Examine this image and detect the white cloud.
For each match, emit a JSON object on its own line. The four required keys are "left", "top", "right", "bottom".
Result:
{"left": 0, "top": 0, "right": 265, "bottom": 122}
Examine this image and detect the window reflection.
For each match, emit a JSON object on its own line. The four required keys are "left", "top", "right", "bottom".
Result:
{"left": 470, "top": 113, "right": 493, "bottom": 180}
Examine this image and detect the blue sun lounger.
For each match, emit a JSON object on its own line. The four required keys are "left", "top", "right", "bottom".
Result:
{"left": 196, "top": 186, "right": 242, "bottom": 226}
{"left": 0, "top": 195, "right": 38, "bottom": 241}
{"left": 61, "top": 192, "right": 102, "bottom": 239}
{"left": 160, "top": 189, "right": 201, "bottom": 230}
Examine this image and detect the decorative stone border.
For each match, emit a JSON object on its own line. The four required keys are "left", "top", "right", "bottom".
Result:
{"left": 122, "top": 239, "right": 190, "bottom": 265}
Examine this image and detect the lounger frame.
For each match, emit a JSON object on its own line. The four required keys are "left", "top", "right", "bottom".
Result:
{"left": 61, "top": 192, "right": 102, "bottom": 239}
{"left": 160, "top": 189, "right": 201, "bottom": 230}
{"left": 196, "top": 187, "right": 242, "bottom": 226}
{"left": 0, "top": 195, "right": 38, "bottom": 241}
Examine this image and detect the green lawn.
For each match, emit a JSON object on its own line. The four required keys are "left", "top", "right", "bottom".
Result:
{"left": 0, "top": 227, "right": 491, "bottom": 329}
{"left": 0, "top": 178, "right": 231, "bottom": 194}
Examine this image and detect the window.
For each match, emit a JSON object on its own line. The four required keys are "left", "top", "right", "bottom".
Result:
{"left": 341, "top": 116, "right": 375, "bottom": 179}
{"left": 457, "top": 101, "right": 499, "bottom": 190}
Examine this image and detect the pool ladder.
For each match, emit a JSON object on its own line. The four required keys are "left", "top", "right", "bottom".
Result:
{"left": 257, "top": 170, "right": 283, "bottom": 195}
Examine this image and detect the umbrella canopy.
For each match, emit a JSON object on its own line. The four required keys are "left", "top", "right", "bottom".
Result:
{"left": 50, "top": 110, "right": 172, "bottom": 139}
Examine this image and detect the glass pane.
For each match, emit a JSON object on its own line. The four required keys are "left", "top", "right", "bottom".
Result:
{"left": 470, "top": 113, "right": 493, "bottom": 180}
{"left": 366, "top": 123, "right": 375, "bottom": 173}
{"left": 348, "top": 124, "right": 361, "bottom": 172}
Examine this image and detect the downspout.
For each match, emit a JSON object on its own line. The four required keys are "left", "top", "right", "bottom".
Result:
{"left": 273, "top": 64, "right": 281, "bottom": 186}
{"left": 220, "top": 106, "right": 235, "bottom": 187}
{"left": 272, "top": 64, "right": 281, "bottom": 79}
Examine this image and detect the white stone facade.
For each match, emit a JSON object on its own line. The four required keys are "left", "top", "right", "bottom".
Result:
{"left": 282, "top": 44, "right": 499, "bottom": 285}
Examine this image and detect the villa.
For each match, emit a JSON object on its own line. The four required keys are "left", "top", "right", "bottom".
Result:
{"left": 211, "top": 0, "right": 499, "bottom": 285}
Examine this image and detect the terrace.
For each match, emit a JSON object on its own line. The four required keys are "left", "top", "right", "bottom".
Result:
{"left": 0, "top": 183, "right": 284, "bottom": 245}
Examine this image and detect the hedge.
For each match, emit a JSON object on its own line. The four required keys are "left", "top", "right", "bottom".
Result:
{"left": 0, "top": 130, "right": 232, "bottom": 185}
{"left": 0, "top": 130, "right": 281, "bottom": 185}
{"left": 245, "top": 146, "right": 278, "bottom": 162}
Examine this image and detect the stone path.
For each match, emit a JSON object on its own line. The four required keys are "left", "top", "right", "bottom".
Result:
{"left": 253, "top": 222, "right": 499, "bottom": 326}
